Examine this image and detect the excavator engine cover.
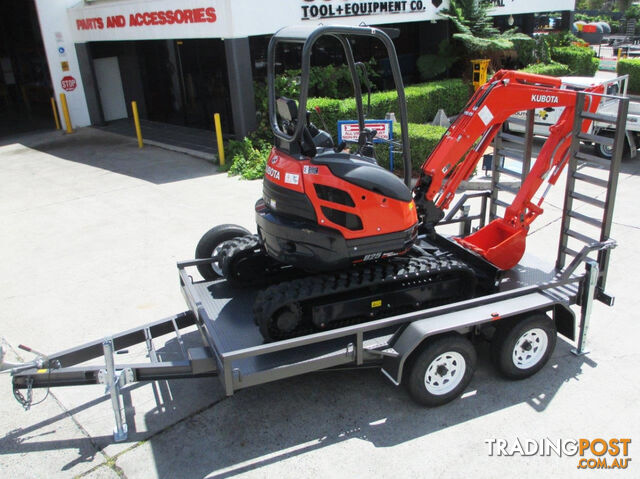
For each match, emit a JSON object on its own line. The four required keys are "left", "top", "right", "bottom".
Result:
{"left": 256, "top": 148, "right": 418, "bottom": 272}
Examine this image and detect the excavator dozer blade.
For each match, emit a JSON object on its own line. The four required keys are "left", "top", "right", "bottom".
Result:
{"left": 455, "top": 218, "right": 527, "bottom": 270}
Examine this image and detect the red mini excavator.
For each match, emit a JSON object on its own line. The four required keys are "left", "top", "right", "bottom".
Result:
{"left": 195, "top": 25, "right": 605, "bottom": 341}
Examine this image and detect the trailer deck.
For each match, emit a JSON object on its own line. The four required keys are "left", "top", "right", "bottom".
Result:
{"left": 185, "top": 247, "right": 571, "bottom": 357}
{"left": 177, "top": 238, "right": 590, "bottom": 395}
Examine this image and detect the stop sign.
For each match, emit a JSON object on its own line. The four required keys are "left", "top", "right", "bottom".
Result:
{"left": 61, "top": 76, "right": 77, "bottom": 92}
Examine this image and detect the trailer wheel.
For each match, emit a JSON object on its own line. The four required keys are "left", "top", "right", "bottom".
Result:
{"left": 406, "top": 334, "right": 477, "bottom": 407}
{"left": 491, "top": 313, "right": 556, "bottom": 380}
{"left": 597, "top": 131, "right": 615, "bottom": 159}
{"left": 596, "top": 130, "right": 628, "bottom": 159}
{"left": 195, "top": 224, "right": 251, "bottom": 281}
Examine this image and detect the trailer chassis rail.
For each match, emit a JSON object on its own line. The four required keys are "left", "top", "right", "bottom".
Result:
{"left": 5, "top": 311, "right": 217, "bottom": 441}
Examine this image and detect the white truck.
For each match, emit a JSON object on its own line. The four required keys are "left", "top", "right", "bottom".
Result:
{"left": 506, "top": 75, "right": 640, "bottom": 158}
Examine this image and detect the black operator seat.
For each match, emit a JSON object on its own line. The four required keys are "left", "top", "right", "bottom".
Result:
{"left": 311, "top": 152, "right": 412, "bottom": 202}
{"left": 276, "top": 97, "right": 317, "bottom": 158}
{"left": 276, "top": 97, "right": 410, "bottom": 202}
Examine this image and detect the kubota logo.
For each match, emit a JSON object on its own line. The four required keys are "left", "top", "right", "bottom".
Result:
{"left": 265, "top": 165, "right": 281, "bottom": 180}
{"left": 531, "top": 94, "right": 559, "bottom": 104}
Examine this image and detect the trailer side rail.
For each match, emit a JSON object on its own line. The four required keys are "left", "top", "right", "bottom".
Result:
{"left": 9, "top": 311, "right": 217, "bottom": 392}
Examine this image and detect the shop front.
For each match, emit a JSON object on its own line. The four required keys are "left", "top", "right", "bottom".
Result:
{"left": 32, "top": 0, "right": 576, "bottom": 138}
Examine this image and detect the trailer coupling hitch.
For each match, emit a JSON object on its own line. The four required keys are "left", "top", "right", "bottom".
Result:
{"left": 1, "top": 344, "right": 60, "bottom": 374}
{"left": 1, "top": 344, "right": 61, "bottom": 411}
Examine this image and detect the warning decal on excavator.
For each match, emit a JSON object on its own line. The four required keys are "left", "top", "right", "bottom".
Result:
{"left": 478, "top": 105, "right": 494, "bottom": 126}
{"left": 285, "top": 173, "right": 300, "bottom": 185}
{"left": 371, "top": 300, "right": 382, "bottom": 308}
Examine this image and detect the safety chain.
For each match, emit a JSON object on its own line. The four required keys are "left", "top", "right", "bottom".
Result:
{"left": 13, "top": 377, "right": 34, "bottom": 410}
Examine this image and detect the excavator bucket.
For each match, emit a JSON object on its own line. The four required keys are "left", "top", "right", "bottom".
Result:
{"left": 455, "top": 218, "right": 527, "bottom": 270}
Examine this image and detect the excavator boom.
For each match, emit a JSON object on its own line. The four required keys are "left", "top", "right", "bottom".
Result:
{"left": 414, "top": 70, "right": 605, "bottom": 269}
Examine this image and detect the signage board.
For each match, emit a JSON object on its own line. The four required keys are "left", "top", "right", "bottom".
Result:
{"left": 487, "top": 0, "right": 574, "bottom": 16}
{"left": 69, "top": 0, "right": 227, "bottom": 42}
{"left": 61, "top": 75, "right": 77, "bottom": 91}
{"left": 338, "top": 120, "right": 395, "bottom": 169}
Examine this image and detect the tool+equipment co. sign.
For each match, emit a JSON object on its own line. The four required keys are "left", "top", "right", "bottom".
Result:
{"left": 300, "top": 0, "right": 444, "bottom": 20}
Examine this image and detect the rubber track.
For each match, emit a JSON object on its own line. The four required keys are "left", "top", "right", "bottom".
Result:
{"left": 219, "top": 235, "right": 302, "bottom": 287}
{"left": 253, "top": 253, "right": 476, "bottom": 341}
{"left": 219, "top": 235, "right": 261, "bottom": 286}
{"left": 218, "top": 235, "right": 260, "bottom": 261}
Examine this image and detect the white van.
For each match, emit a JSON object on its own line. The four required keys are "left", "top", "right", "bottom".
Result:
{"left": 505, "top": 75, "right": 639, "bottom": 158}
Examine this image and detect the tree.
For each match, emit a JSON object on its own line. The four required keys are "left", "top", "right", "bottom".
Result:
{"left": 443, "top": 0, "right": 499, "bottom": 38}
{"left": 618, "top": 1, "right": 632, "bottom": 13}
{"left": 438, "top": 0, "right": 537, "bottom": 72}
{"left": 576, "top": 1, "right": 616, "bottom": 11}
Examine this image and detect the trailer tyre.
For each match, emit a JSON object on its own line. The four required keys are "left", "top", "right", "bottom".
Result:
{"left": 597, "top": 131, "right": 615, "bottom": 159}
{"left": 195, "top": 224, "right": 251, "bottom": 281}
{"left": 596, "top": 130, "right": 628, "bottom": 159}
{"left": 491, "top": 313, "right": 556, "bottom": 380}
{"left": 407, "top": 334, "right": 477, "bottom": 407}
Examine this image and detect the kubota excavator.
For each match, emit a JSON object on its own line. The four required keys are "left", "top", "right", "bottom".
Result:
{"left": 195, "top": 25, "right": 605, "bottom": 342}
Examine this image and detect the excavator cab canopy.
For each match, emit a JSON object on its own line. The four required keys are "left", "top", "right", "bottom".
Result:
{"left": 267, "top": 24, "right": 413, "bottom": 186}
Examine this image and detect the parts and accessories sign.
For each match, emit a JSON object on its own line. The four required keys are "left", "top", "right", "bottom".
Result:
{"left": 301, "top": 0, "right": 442, "bottom": 20}
{"left": 75, "top": 7, "right": 217, "bottom": 31}
{"left": 69, "top": 0, "right": 225, "bottom": 42}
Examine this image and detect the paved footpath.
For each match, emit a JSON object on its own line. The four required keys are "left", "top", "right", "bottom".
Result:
{"left": 0, "top": 128, "right": 638, "bottom": 478}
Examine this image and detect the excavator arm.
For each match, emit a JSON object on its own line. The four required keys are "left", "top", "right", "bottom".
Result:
{"left": 414, "top": 70, "right": 605, "bottom": 269}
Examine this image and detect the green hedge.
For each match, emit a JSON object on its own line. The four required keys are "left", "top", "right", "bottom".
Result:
{"left": 405, "top": 123, "right": 448, "bottom": 172}
{"left": 369, "top": 123, "right": 447, "bottom": 173}
{"left": 226, "top": 122, "right": 448, "bottom": 179}
{"left": 550, "top": 46, "right": 599, "bottom": 76}
{"left": 511, "top": 35, "right": 537, "bottom": 67}
{"left": 520, "top": 62, "right": 572, "bottom": 76}
{"left": 617, "top": 58, "right": 640, "bottom": 94}
{"left": 308, "top": 79, "right": 471, "bottom": 139}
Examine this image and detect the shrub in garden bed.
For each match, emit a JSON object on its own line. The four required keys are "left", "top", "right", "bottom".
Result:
{"left": 550, "top": 46, "right": 599, "bottom": 76}
{"left": 617, "top": 58, "right": 640, "bottom": 95}
{"left": 520, "top": 62, "right": 572, "bottom": 77}
{"left": 308, "top": 79, "right": 471, "bottom": 138}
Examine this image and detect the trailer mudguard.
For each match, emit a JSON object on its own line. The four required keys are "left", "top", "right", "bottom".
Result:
{"left": 554, "top": 303, "right": 576, "bottom": 341}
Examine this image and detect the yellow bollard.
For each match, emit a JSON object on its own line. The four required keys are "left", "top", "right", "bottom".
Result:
{"left": 131, "top": 101, "right": 143, "bottom": 148}
{"left": 50, "top": 97, "right": 61, "bottom": 130}
{"left": 214, "top": 113, "right": 225, "bottom": 166}
{"left": 59, "top": 93, "right": 73, "bottom": 133}
{"left": 618, "top": 48, "right": 622, "bottom": 60}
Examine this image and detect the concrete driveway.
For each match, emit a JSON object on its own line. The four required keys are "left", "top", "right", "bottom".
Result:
{"left": 0, "top": 128, "right": 638, "bottom": 478}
